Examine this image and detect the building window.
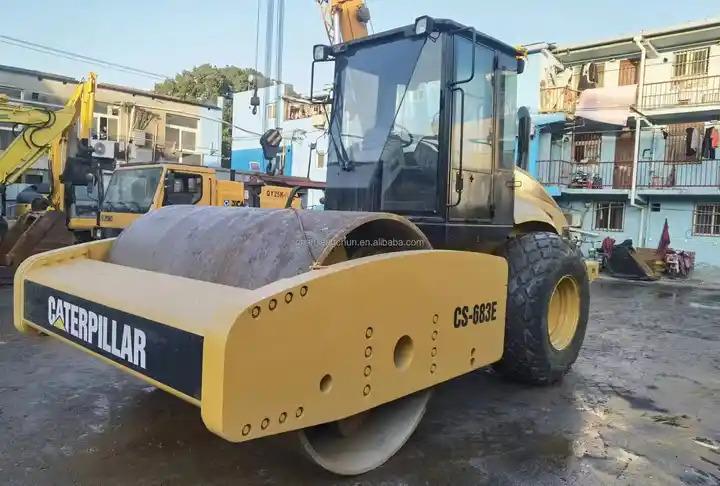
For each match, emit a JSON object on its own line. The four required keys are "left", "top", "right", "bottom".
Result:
{"left": 693, "top": 203, "right": 720, "bottom": 236}
{"left": 316, "top": 151, "right": 325, "bottom": 169}
{"left": 165, "top": 114, "right": 199, "bottom": 163}
{"left": 0, "top": 123, "right": 14, "bottom": 151}
{"left": 673, "top": 48, "right": 709, "bottom": 78}
{"left": 0, "top": 85, "right": 22, "bottom": 99}
{"left": 594, "top": 202, "right": 625, "bottom": 231}
{"left": 574, "top": 133, "right": 601, "bottom": 163}
{"left": 266, "top": 103, "right": 276, "bottom": 120}
{"left": 93, "top": 115, "right": 119, "bottom": 141}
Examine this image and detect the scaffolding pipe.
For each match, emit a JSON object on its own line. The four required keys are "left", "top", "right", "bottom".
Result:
{"left": 631, "top": 36, "right": 648, "bottom": 246}
{"left": 262, "top": 0, "right": 275, "bottom": 133}
{"left": 275, "top": 0, "right": 285, "bottom": 128}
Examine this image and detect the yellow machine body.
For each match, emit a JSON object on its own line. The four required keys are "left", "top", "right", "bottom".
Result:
{"left": 259, "top": 185, "right": 302, "bottom": 209}
{"left": 0, "top": 73, "right": 97, "bottom": 268}
{"left": 98, "top": 163, "right": 246, "bottom": 233}
{"left": 15, "top": 234, "right": 507, "bottom": 442}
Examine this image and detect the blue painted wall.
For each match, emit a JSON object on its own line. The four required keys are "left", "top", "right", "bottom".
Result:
{"left": 557, "top": 196, "right": 720, "bottom": 266}
{"left": 231, "top": 146, "right": 294, "bottom": 175}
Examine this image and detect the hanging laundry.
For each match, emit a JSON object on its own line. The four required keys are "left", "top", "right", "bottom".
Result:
{"left": 685, "top": 127, "right": 696, "bottom": 156}
{"left": 691, "top": 127, "right": 702, "bottom": 155}
{"left": 702, "top": 127, "right": 715, "bottom": 159}
{"left": 712, "top": 127, "right": 719, "bottom": 150}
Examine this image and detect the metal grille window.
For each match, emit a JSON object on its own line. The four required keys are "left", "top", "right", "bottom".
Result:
{"left": 594, "top": 202, "right": 625, "bottom": 231}
{"left": 673, "top": 48, "right": 710, "bottom": 78}
{"left": 574, "top": 133, "right": 601, "bottom": 163}
{"left": 693, "top": 203, "right": 720, "bottom": 236}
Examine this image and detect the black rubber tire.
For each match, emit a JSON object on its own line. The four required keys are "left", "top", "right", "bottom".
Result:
{"left": 494, "top": 231, "right": 590, "bottom": 385}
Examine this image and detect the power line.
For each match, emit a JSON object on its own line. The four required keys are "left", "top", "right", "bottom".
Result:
{"left": 0, "top": 35, "right": 170, "bottom": 80}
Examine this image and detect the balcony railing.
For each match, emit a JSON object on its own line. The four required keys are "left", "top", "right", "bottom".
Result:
{"left": 641, "top": 75, "right": 720, "bottom": 110}
{"left": 636, "top": 159, "right": 720, "bottom": 188}
{"left": 536, "top": 159, "right": 720, "bottom": 190}
{"left": 539, "top": 87, "right": 580, "bottom": 114}
{"left": 535, "top": 160, "right": 633, "bottom": 190}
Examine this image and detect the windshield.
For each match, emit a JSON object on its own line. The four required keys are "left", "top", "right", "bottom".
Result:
{"left": 326, "top": 35, "right": 442, "bottom": 214}
{"left": 102, "top": 167, "right": 162, "bottom": 213}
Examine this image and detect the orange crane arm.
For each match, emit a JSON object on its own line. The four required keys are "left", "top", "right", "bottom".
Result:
{"left": 317, "top": 0, "right": 370, "bottom": 44}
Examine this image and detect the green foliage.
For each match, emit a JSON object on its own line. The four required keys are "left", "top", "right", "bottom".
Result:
{"left": 154, "top": 64, "right": 272, "bottom": 165}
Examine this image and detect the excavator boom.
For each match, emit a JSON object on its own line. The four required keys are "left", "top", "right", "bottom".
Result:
{"left": 0, "top": 73, "right": 97, "bottom": 272}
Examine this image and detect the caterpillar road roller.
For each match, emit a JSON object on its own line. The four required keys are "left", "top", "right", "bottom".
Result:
{"left": 14, "top": 17, "right": 592, "bottom": 475}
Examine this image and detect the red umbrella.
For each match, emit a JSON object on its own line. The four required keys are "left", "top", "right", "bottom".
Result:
{"left": 657, "top": 218, "right": 671, "bottom": 258}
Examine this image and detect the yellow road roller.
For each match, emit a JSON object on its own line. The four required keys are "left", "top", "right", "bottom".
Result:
{"left": 15, "top": 17, "right": 591, "bottom": 475}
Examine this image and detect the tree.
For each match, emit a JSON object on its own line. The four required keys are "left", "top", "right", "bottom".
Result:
{"left": 154, "top": 64, "right": 272, "bottom": 166}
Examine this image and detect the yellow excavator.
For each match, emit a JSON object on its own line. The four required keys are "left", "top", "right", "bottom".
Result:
{"left": 14, "top": 10, "right": 595, "bottom": 477}
{"left": 0, "top": 73, "right": 102, "bottom": 272}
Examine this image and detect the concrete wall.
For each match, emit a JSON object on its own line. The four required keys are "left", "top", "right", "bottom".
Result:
{"left": 644, "top": 44, "right": 720, "bottom": 84}
{"left": 0, "top": 67, "right": 223, "bottom": 169}
{"left": 644, "top": 198, "right": 720, "bottom": 266}
{"left": 558, "top": 195, "right": 720, "bottom": 266}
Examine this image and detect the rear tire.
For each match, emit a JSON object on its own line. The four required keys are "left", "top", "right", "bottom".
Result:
{"left": 494, "top": 231, "right": 589, "bottom": 385}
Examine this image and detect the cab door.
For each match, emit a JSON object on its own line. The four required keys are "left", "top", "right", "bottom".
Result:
{"left": 448, "top": 36, "right": 496, "bottom": 222}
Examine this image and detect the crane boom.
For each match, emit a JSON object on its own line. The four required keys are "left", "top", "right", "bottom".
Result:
{"left": 316, "top": 0, "right": 370, "bottom": 44}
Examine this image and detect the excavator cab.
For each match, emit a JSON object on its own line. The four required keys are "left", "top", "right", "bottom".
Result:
{"left": 314, "top": 17, "right": 525, "bottom": 250}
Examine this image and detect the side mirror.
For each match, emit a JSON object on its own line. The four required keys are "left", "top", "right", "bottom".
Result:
{"left": 163, "top": 172, "right": 176, "bottom": 202}
{"left": 86, "top": 173, "right": 96, "bottom": 194}
{"left": 309, "top": 45, "right": 334, "bottom": 105}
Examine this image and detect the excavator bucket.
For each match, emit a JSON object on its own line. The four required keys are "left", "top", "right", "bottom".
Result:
{"left": 14, "top": 206, "right": 509, "bottom": 474}
{"left": 0, "top": 211, "right": 76, "bottom": 271}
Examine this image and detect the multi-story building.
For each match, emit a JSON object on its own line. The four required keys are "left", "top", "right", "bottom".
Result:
{"left": 0, "top": 64, "right": 223, "bottom": 215}
{"left": 231, "top": 84, "right": 328, "bottom": 206}
{"left": 520, "top": 19, "right": 720, "bottom": 266}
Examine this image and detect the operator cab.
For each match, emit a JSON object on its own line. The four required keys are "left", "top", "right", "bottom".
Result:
{"left": 312, "top": 17, "right": 526, "bottom": 250}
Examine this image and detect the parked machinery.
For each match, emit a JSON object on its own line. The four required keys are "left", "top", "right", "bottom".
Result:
{"left": 14, "top": 17, "right": 592, "bottom": 475}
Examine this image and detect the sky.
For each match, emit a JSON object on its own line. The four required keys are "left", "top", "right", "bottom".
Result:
{"left": 1, "top": 0, "right": 718, "bottom": 94}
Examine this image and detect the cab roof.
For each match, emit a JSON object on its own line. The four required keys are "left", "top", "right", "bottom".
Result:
{"left": 333, "top": 17, "right": 520, "bottom": 58}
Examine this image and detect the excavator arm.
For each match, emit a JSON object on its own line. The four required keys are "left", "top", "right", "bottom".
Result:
{"left": 0, "top": 73, "right": 96, "bottom": 272}
{"left": 0, "top": 73, "right": 96, "bottom": 194}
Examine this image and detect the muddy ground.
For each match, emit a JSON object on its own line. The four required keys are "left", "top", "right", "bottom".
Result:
{"left": 1, "top": 281, "right": 719, "bottom": 485}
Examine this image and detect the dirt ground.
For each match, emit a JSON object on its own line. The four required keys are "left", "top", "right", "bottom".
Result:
{"left": 1, "top": 280, "right": 719, "bottom": 485}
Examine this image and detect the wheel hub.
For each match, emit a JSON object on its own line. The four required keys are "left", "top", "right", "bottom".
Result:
{"left": 547, "top": 275, "right": 580, "bottom": 351}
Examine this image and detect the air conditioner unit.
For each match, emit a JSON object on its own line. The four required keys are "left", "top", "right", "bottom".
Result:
{"left": 90, "top": 140, "right": 116, "bottom": 159}
{"left": 563, "top": 212, "right": 582, "bottom": 228}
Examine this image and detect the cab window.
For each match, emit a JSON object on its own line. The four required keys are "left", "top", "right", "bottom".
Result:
{"left": 164, "top": 172, "right": 203, "bottom": 205}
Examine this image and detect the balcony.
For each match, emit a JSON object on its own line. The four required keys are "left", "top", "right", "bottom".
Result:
{"left": 539, "top": 87, "right": 580, "bottom": 114}
{"left": 536, "top": 159, "right": 720, "bottom": 192}
{"left": 641, "top": 75, "right": 720, "bottom": 111}
{"left": 536, "top": 160, "right": 633, "bottom": 190}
